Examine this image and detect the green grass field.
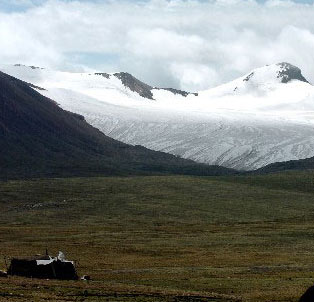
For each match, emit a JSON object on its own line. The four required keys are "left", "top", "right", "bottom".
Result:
{"left": 1, "top": 172, "right": 314, "bottom": 301}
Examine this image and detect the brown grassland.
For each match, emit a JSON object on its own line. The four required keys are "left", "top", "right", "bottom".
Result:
{"left": 1, "top": 173, "right": 314, "bottom": 301}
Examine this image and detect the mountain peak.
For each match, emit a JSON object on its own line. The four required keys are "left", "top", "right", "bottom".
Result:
{"left": 242, "top": 62, "right": 309, "bottom": 85}
{"left": 216, "top": 62, "right": 311, "bottom": 96}
{"left": 112, "top": 72, "right": 198, "bottom": 99}
{"left": 275, "top": 62, "right": 309, "bottom": 84}
{"left": 113, "top": 72, "right": 154, "bottom": 100}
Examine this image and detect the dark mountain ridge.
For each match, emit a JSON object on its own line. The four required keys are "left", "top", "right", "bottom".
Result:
{"left": 94, "top": 71, "right": 198, "bottom": 100}
{"left": 254, "top": 156, "right": 314, "bottom": 174}
{"left": 0, "top": 71, "right": 236, "bottom": 180}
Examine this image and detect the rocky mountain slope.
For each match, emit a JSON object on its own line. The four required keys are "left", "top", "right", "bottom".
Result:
{"left": 2, "top": 62, "right": 314, "bottom": 171}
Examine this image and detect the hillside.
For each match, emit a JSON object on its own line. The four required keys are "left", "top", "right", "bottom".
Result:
{"left": 0, "top": 71, "right": 236, "bottom": 179}
{"left": 255, "top": 156, "right": 314, "bottom": 174}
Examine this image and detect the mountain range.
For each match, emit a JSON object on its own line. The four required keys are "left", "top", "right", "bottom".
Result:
{"left": 2, "top": 62, "right": 314, "bottom": 172}
{"left": 0, "top": 71, "right": 236, "bottom": 179}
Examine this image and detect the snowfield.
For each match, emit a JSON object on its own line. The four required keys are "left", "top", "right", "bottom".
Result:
{"left": 2, "top": 62, "right": 314, "bottom": 170}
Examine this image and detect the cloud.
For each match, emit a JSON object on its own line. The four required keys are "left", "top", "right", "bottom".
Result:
{"left": 0, "top": 0, "right": 314, "bottom": 90}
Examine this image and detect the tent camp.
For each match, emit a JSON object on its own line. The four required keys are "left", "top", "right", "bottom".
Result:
{"left": 7, "top": 251, "right": 78, "bottom": 280}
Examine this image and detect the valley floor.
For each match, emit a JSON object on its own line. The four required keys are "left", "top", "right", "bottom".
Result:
{"left": 1, "top": 174, "right": 314, "bottom": 301}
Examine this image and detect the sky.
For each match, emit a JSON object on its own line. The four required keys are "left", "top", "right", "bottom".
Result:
{"left": 1, "top": 0, "right": 314, "bottom": 91}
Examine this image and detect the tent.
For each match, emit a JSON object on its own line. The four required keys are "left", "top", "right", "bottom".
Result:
{"left": 7, "top": 251, "right": 78, "bottom": 280}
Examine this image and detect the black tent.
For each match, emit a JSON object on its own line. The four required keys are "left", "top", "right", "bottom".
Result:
{"left": 7, "top": 252, "right": 78, "bottom": 280}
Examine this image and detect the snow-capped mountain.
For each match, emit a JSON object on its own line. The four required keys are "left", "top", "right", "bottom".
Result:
{"left": 2, "top": 62, "right": 314, "bottom": 171}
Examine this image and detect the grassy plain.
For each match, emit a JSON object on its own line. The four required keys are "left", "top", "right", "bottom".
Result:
{"left": 1, "top": 173, "right": 314, "bottom": 301}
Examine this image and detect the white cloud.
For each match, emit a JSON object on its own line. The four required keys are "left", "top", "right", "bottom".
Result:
{"left": 170, "top": 63, "right": 221, "bottom": 91}
{"left": 0, "top": 0, "right": 314, "bottom": 91}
